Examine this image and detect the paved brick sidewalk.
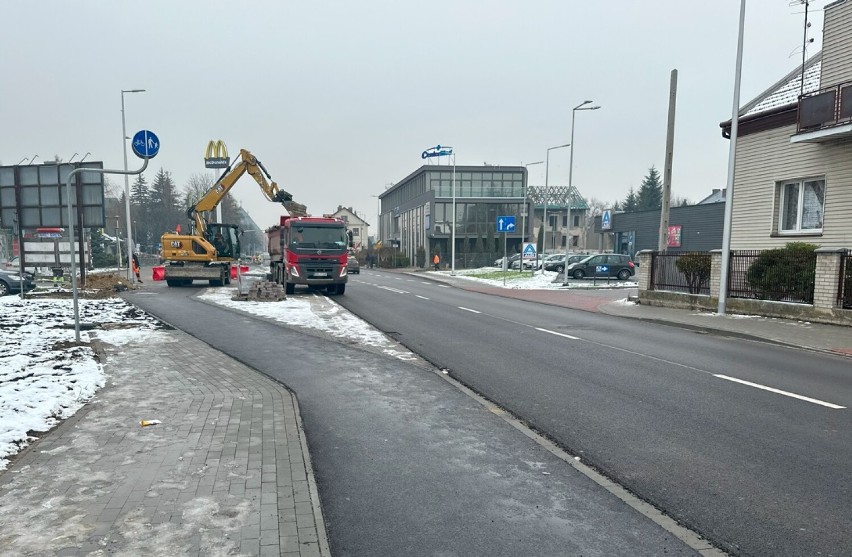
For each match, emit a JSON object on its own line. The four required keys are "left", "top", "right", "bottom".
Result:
{"left": 0, "top": 329, "right": 329, "bottom": 556}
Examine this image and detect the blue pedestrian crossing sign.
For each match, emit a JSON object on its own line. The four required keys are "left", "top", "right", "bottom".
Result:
{"left": 601, "top": 209, "right": 613, "bottom": 230}
{"left": 132, "top": 130, "right": 160, "bottom": 159}
{"left": 496, "top": 215, "right": 516, "bottom": 233}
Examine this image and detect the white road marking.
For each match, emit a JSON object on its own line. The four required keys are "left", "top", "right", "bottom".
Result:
{"left": 437, "top": 284, "right": 450, "bottom": 288}
{"left": 713, "top": 374, "right": 846, "bottom": 409}
{"left": 416, "top": 295, "right": 430, "bottom": 300}
{"left": 376, "top": 285, "right": 408, "bottom": 294}
{"left": 535, "top": 327, "right": 580, "bottom": 340}
{"left": 458, "top": 307, "right": 481, "bottom": 314}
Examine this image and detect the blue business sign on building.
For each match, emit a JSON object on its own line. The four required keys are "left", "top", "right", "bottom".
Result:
{"left": 422, "top": 144, "right": 454, "bottom": 159}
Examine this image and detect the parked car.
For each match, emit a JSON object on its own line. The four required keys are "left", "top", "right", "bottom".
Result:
{"left": 510, "top": 253, "right": 561, "bottom": 270}
{"left": 0, "top": 268, "right": 37, "bottom": 296}
{"left": 510, "top": 257, "right": 538, "bottom": 270}
{"left": 347, "top": 255, "right": 360, "bottom": 274}
{"left": 544, "top": 254, "right": 587, "bottom": 273}
{"left": 495, "top": 254, "right": 523, "bottom": 268}
{"left": 565, "top": 253, "right": 635, "bottom": 280}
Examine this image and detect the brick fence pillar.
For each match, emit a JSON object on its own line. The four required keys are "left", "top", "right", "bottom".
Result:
{"left": 813, "top": 248, "right": 846, "bottom": 310}
{"left": 710, "top": 249, "right": 722, "bottom": 299}
{"left": 637, "top": 250, "right": 653, "bottom": 292}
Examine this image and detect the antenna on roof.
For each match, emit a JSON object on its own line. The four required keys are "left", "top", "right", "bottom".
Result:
{"left": 791, "top": 0, "right": 814, "bottom": 97}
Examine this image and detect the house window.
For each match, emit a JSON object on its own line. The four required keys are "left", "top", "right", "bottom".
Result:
{"left": 778, "top": 178, "right": 825, "bottom": 234}
{"left": 352, "top": 227, "right": 360, "bottom": 237}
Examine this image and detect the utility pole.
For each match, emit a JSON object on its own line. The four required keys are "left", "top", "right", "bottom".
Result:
{"left": 658, "top": 69, "right": 677, "bottom": 252}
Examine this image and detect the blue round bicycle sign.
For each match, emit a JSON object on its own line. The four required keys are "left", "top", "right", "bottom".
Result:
{"left": 132, "top": 130, "right": 160, "bottom": 159}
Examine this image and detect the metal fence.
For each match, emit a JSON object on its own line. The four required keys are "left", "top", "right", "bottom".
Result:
{"left": 649, "top": 252, "right": 711, "bottom": 295}
{"left": 728, "top": 249, "right": 816, "bottom": 304}
{"left": 839, "top": 251, "right": 852, "bottom": 310}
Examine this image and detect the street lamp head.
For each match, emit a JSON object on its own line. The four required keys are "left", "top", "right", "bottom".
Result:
{"left": 548, "top": 143, "right": 570, "bottom": 152}
{"left": 574, "top": 100, "right": 600, "bottom": 111}
{"left": 122, "top": 89, "right": 146, "bottom": 93}
{"left": 524, "top": 160, "right": 545, "bottom": 166}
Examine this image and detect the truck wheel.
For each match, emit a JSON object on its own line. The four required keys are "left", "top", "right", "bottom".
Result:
{"left": 335, "top": 284, "right": 346, "bottom": 295}
{"left": 285, "top": 282, "right": 295, "bottom": 295}
{"left": 166, "top": 279, "right": 179, "bottom": 287}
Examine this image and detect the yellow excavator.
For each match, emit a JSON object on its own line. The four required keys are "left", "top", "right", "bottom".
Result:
{"left": 160, "top": 148, "right": 306, "bottom": 287}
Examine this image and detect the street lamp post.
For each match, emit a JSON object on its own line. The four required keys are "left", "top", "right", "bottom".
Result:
{"left": 522, "top": 161, "right": 544, "bottom": 271}
{"left": 121, "top": 88, "right": 145, "bottom": 282}
{"left": 114, "top": 216, "right": 122, "bottom": 270}
{"left": 421, "top": 146, "right": 455, "bottom": 274}
{"left": 371, "top": 194, "right": 380, "bottom": 244}
{"left": 449, "top": 150, "right": 456, "bottom": 275}
{"left": 565, "top": 100, "right": 600, "bottom": 283}
{"left": 544, "top": 143, "right": 570, "bottom": 270}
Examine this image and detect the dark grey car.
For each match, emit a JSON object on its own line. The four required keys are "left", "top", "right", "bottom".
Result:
{"left": 0, "top": 268, "right": 37, "bottom": 296}
{"left": 565, "top": 254, "right": 635, "bottom": 280}
{"left": 544, "top": 254, "right": 586, "bottom": 273}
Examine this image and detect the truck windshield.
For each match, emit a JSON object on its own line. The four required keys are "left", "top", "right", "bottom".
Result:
{"left": 290, "top": 226, "right": 346, "bottom": 250}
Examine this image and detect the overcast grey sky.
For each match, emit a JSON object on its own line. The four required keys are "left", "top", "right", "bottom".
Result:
{"left": 1, "top": 1, "right": 824, "bottom": 232}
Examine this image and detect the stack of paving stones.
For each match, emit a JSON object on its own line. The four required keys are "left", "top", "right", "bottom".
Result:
{"left": 234, "top": 280, "right": 287, "bottom": 302}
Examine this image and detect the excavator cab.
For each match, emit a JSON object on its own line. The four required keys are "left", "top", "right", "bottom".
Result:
{"left": 207, "top": 224, "right": 240, "bottom": 260}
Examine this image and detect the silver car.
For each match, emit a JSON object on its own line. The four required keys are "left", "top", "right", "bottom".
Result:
{"left": 347, "top": 255, "right": 360, "bottom": 274}
{"left": 0, "top": 268, "right": 36, "bottom": 296}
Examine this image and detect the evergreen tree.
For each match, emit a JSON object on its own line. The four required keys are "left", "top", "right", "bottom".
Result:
{"left": 636, "top": 166, "right": 663, "bottom": 211}
{"left": 536, "top": 223, "right": 544, "bottom": 254}
{"left": 148, "top": 168, "right": 184, "bottom": 250}
{"left": 130, "top": 174, "right": 149, "bottom": 206}
{"left": 622, "top": 187, "right": 638, "bottom": 213}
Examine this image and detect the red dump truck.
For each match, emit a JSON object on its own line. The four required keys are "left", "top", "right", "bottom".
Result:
{"left": 268, "top": 215, "right": 349, "bottom": 295}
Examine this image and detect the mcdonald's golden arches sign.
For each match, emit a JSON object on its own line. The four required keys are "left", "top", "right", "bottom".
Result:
{"left": 204, "top": 140, "right": 230, "bottom": 169}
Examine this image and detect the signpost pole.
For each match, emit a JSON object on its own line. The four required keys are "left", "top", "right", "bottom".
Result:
{"left": 65, "top": 157, "right": 150, "bottom": 342}
{"left": 503, "top": 229, "right": 507, "bottom": 286}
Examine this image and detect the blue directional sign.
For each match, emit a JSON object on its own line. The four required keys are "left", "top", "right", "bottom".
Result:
{"left": 496, "top": 215, "right": 515, "bottom": 233}
{"left": 132, "top": 130, "right": 160, "bottom": 159}
{"left": 596, "top": 265, "right": 609, "bottom": 274}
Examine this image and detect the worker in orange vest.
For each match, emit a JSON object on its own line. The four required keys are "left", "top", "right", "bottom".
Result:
{"left": 433, "top": 253, "right": 440, "bottom": 271}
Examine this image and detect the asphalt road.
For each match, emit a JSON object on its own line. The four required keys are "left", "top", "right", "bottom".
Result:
{"left": 124, "top": 278, "right": 702, "bottom": 557}
{"left": 336, "top": 270, "right": 852, "bottom": 557}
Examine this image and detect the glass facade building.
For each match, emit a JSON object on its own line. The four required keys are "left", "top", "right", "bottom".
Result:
{"left": 377, "top": 165, "right": 530, "bottom": 267}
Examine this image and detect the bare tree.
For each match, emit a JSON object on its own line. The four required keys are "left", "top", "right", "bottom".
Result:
{"left": 182, "top": 172, "right": 214, "bottom": 209}
{"left": 583, "top": 197, "right": 620, "bottom": 251}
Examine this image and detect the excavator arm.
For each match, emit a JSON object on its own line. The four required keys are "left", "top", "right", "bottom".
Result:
{"left": 188, "top": 149, "right": 303, "bottom": 237}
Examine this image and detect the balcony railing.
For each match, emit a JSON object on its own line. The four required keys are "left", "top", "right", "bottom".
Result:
{"left": 797, "top": 81, "right": 852, "bottom": 133}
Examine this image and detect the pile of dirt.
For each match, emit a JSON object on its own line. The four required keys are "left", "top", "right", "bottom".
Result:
{"left": 32, "top": 272, "right": 139, "bottom": 300}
